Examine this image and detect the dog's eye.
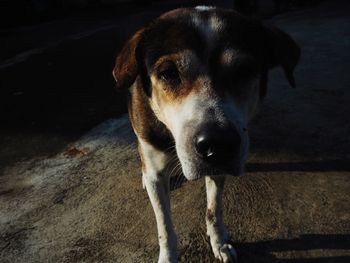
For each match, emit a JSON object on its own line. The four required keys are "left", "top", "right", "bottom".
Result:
{"left": 160, "top": 69, "right": 179, "bottom": 81}
{"left": 158, "top": 62, "right": 181, "bottom": 85}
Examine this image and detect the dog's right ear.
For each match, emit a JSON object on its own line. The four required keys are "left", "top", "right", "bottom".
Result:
{"left": 112, "top": 28, "right": 145, "bottom": 90}
{"left": 263, "top": 25, "right": 301, "bottom": 88}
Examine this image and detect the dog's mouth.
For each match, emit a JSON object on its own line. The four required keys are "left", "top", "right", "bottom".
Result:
{"left": 168, "top": 148, "right": 244, "bottom": 188}
{"left": 175, "top": 127, "right": 248, "bottom": 181}
{"left": 181, "top": 131, "right": 246, "bottom": 180}
{"left": 178, "top": 155, "right": 245, "bottom": 181}
{"left": 197, "top": 160, "right": 244, "bottom": 177}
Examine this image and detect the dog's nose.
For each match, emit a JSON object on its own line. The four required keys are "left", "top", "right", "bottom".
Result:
{"left": 195, "top": 126, "right": 241, "bottom": 164}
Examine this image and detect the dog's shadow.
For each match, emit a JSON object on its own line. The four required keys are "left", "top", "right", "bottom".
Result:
{"left": 246, "top": 159, "right": 350, "bottom": 173}
{"left": 232, "top": 234, "right": 350, "bottom": 263}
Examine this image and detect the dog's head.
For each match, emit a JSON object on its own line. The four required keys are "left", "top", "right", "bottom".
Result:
{"left": 113, "top": 7, "right": 300, "bottom": 180}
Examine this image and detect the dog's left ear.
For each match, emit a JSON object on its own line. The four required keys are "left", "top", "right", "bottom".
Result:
{"left": 260, "top": 24, "right": 301, "bottom": 98}
{"left": 112, "top": 28, "right": 145, "bottom": 90}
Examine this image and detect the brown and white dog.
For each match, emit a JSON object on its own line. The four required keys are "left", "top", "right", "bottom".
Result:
{"left": 113, "top": 6, "right": 300, "bottom": 263}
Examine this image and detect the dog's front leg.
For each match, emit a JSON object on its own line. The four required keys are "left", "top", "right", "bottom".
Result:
{"left": 140, "top": 140, "right": 177, "bottom": 263}
{"left": 205, "top": 176, "right": 237, "bottom": 263}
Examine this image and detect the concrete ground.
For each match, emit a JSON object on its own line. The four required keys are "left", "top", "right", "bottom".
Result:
{"left": 0, "top": 0, "right": 349, "bottom": 262}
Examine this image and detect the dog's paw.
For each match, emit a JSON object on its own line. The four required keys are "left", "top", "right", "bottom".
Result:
{"left": 207, "top": 225, "right": 237, "bottom": 262}
{"left": 211, "top": 242, "right": 237, "bottom": 263}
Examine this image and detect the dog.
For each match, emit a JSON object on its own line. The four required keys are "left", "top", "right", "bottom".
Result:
{"left": 112, "top": 6, "right": 300, "bottom": 263}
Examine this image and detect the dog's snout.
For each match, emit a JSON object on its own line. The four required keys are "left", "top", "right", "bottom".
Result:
{"left": 194, "top": 126, "right": 241, "bottom": 164}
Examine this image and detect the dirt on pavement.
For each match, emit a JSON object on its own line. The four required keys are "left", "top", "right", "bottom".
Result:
{"left": 0, "top": 1, "right": 349, "bottom": 262}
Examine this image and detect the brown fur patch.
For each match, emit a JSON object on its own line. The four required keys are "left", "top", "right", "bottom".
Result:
{"left": 128, "top": 78, "right": 174, "bottom": 151}
{"left": 207, "top": 208, "right": 215, "bottom": 223}
{"left": 159, "top": 8, "right": 192, "bottom": 20}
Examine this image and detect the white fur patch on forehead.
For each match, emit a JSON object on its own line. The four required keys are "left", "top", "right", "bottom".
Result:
{"left": 191, "top": 12, "right": 225, "bottom": 47}
{"left": 195, "top": 6, "right": 216, "bottom": 11}
{"left": 221, "top": 48, "right": 237, "bottom": 66}
{"left": 191, "top": 13, "right": 205, "bottom": 30}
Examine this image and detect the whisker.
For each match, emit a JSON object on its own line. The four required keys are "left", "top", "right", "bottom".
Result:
{"left": 173, "top": 164, "right": 184, "bottom": 189}
{"left": 170, "top": 163, "right": 182, "bottom": 190}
